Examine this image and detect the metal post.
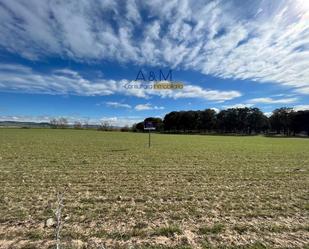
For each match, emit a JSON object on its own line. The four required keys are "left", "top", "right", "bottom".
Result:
{"left": 148, "top": 129, "right": 151, "bottom": 148}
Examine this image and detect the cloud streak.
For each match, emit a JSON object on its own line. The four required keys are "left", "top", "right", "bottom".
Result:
{"left": 249, "top": 97, "right": 298, "bottom": 104}
{"left": 0, "top": 0, "right": 308, "bottom": 93}
{"left": 0, "top": 64, "right": 241, "bottom": 101}
{"left": 105, "top": 102, "right": 132, "bottom": 109}
{"left": 135, "top": 103, "right": 164, "bottom": 111}
{"left": 293, "top": 105, "right": 309, "bottom": 111}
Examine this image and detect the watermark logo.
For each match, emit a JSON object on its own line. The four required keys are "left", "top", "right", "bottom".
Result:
{"left": 135, "top": 69, "right": 173, "bottom": 81}
{"left": 123, "top": 70, "right": 184, "bottom": 90}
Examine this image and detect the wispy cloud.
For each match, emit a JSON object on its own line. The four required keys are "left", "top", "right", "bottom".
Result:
{"left": 162, "top": 85, "right": 241, "bottom": 102}
{"left": 249, "top": 97, "right": 298, "bottom": 104}
{"left": 105, "top": 101, "right": 131, "bottom": 109}
{"left": 293, "top": 105, "right": 309, "bottom": 111}
{"left": 0, "top": 0, "right": 308, "bottom": 93}
{"left": 294, "top": 86, "right": 309, "bottom": 95}
{"left": 222, "top": 96, "right": 300, "bottom": 110}
{"left": 222, "top": 103, "right": 253, "bottom": 109}
{"left": 0, "top": 64, "right": 241, "bottom": 101}
{"left": 99, "top": 116, "right": 142, "bottom": 126}
{"left": 135, "top": 103, "right": 164, "bottom": 111}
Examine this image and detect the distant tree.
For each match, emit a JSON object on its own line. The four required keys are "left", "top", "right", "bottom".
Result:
{"left": 58, "top": 117, "right": 68, "bottom": 129}
{"left": 178, "top": 111, "right": 198, "bottom": 132}
{"left": 290, "top": 111, "right": 302, "bottom": 135}
{"left": 144, "top": 107, "right": 308, "bottom": 136}
{"left": 50, "top": 118, "right": 58, "bottom": 129}
{"left": 83, "top": 118, "right": 90, "bottom": 129}
{"left": 216, "top": 109, "right": 238, "bottom": 133}
{"left": 163, "top": 111, "right": 180, "bottom": 131}
{"left": 214, "top": 107, "right": 269, "bottom": 134}
{"left": 247, "top": 108, "right": 269, "bottom": 134}
{"left": 197, "top": 109, "right": 216, "bottom": 132}
{"left": 302, "top": 110, "right": 309, "bottom": 136}
{"left": 270, "top": 108, "right": 293, "bottom": 135}
{"left": 120, "top": 125, "right": 130, "bottom": 132}
{"left": 290, "top": 110, "right": 309, "bottom": 136}
{"left": 235, "top": 108, "right": 250, "bottom": 133}
{"left": 73, "top": 121, "right": 82, "bottom": 129}
{"left": 132, "top": 122, "right": 144, "bottom": 132}
{"left": 98, "top": 120, "right": 112, "bottom": 131}
{"left": 50, "top": 117, "right": 68, "bottom": 129}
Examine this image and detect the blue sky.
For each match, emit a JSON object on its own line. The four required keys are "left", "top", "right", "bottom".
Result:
{"left": 0, "top": 0, "right": 308, "bottom": 126}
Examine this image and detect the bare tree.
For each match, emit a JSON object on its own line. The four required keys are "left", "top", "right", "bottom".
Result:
{"left": 98, "top": 120, "right": 112, "bottom": 131}
{"left": 83, "top": 117, "right": 90, "bottom": 129}
{"left": 50, "top": 118, "right": 58, "bottom": 129}
{"left": 73, "top": 121, "right": 82, "bottom": 129}
{"left": 58, "top": 118, "right": 68, "bottom": 129}
{"left": 120, "top": 125, "right": 130, "bottom": 132}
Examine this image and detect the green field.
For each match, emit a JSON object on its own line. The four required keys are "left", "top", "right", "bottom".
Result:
{"left": 0, "top": 129, "right": 308, "bottom": 249}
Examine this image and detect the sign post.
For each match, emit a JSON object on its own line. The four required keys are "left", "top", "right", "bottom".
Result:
{"left": 144, "top": 121, "right": 155, "bottom": 147}
{"left": 148, "top": 129, "right": 151, "bottom": 148}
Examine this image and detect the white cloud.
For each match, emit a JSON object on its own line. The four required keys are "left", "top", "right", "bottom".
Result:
{"left": 210, "top": 107, "right": 220, "bottom": 113}
{"left": 294, "top": 86, "right": 309, "bottom": 95}
{"left": 293, "top": 105, "right": 309, "bottom": 111}
{"left": 249, "top": 97, "right": 298, "bottom": 104}
{"left": 105, "top": 102, "right": 131, "bottom": 109}
{"left": 163, "top": 85, "right": 241, "bottom": 102}
{"left": 223, "top": 103, "right": 254, "bottom": 109}
{"left": 0, "top": 0, "right": 307, "bottom": 94}
{"left": 99, "top": 116, "right": 142, "bottom": 126}
{"left": 0, "top": 64, "right": 241, "bottom": 101}
{"left": 0, "top": 115, "right": 82, "bottom": 124}
{"left": 135, "top": 103, "right": 164, "bottom": 111}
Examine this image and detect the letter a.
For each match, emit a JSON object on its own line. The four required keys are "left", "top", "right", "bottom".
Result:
{"left": 135, "top": 70, "right": 146, "bottom": 81}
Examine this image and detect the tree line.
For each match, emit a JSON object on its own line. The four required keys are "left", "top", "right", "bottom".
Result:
{"left": 133, "top": 107, "right": 309, "bottom": 136}
{"left": 49, "top": 118, "right": 110, "bottom": 130}
{"left": 49, "top": 118, "right": 130, "bottom": 131}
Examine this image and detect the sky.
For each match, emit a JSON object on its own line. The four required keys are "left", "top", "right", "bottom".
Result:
{"left": 0, "top": 0, "right": 308, "bottom": 126}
